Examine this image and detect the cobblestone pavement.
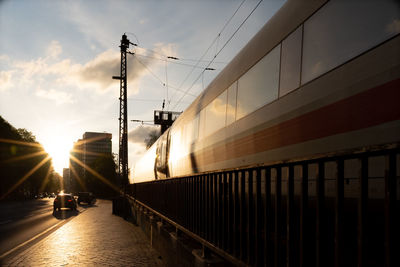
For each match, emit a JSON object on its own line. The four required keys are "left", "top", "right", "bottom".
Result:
{"left": 3, "top": 200, "right": 165, "bottom": 266}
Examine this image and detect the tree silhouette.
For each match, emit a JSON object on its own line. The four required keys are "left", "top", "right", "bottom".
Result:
{"left": 0, "top": 115, "right": 56, "bottom": 200}
{"left": 86, "top": 154, "right": 118, "bottom": 198}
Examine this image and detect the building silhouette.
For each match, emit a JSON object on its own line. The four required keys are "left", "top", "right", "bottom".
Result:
{"left": 69, "top": 132, "right": 112, "bottom": 192}
{"left": 62, "top": 168, "right": 71, "bottom": 192}
{"left": 82, "top": 132, "right": 112, "bottom": 167}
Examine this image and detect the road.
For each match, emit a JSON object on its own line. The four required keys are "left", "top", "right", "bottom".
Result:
{"left": 0, "top": 198, "right": 80, "bottom": 257}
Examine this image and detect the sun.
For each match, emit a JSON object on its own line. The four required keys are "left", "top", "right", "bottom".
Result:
{"left": 42, "top": 137, "right": 73, "bottom": 175}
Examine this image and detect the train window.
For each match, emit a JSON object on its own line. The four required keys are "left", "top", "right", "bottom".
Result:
{"left": 205, "top": 90, "right": 227, "bottom": 137}
{"left": 302, "top": 0, "right": 400, "bottom": 84}
{"left": 198, "top": 108, "right": 206, "bottom": 140}
{"left": 183, "top": 123, "right": 191, "bottom": 147}
{"left": 226, "top": 81, "right": 237, "bottom": 126}
{"left": 236, "top": 45, "right": 280, "bottom": 120}
{"left": 183, "top": 115, "right": 198, "bottom": 148}
{"left": 279, "top": 25, "right": 302, "bottom": 97}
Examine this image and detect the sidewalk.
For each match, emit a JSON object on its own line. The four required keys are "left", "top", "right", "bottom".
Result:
{"left": 2, "top": 200, "right": 165, "bottom": 266}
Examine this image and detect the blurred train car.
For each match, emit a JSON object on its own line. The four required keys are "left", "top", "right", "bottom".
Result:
{"left": 133, "top": 0, "right": 400, "bottom": 183}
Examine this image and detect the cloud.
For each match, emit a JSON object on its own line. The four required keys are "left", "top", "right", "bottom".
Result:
{"left": 77, "top": 50, "right": 120, "bottom": 90}
{"left": 0, "top": 54, "right": 10, "bottom": 62}
{"left": 128, "top": 125, "right": 160, "bottom": 144}
{"left": 46, "top": 40, "right": 62, "bottom": 59}
{"left": 75, "top": 49, "right": 157, "bottom": 93}
{"left": 0, "top": 70, "right": 14, "bottom": 91}
{"left": 5, "top": 40, "right": 164, "bottom": 97}
{"left": 35, "top": 87, "right": 74, "bottom": 105}
{"left": 152, "top": 42, "right": 178, "bottom": 58}
{"left": 59, "top": 1, "right": 116, "bottom": 49}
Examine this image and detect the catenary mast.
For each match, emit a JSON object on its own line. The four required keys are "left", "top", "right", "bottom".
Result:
{"left": 113, "top": 34, "right": 130, "bottom": 189}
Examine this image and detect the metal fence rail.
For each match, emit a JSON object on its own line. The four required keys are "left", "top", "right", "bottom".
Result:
{"left": 128, "top": 146, "right": 399, "bottom": 267}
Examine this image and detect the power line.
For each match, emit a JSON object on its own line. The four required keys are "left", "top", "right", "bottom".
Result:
{"left": 127, "top": 98, "right": 191, "bottom": 105}
{"left": 125, "top": 32, "right": 140, "bottom": 45}
{"left": 127, "top": 98, "right": 162, "bottom": 102}
{"left": 135, "top": 45, "right": 228, "bottom": 64}
{"left": 172, "top": 0, "right": 263, "bottom": 110}
{"left": 130, "top": 120, "right": 155, "bottom": 126}
{"left": 132, "top": 55, "right": 197, "bottom": 97}
{"left": 135, "top": 53, "right": 219, "bottom": 70}
{"left": 168, "top": 0, "right": 247, "bottom": 109}
{"left": 131, "top": 119, "right": 153, "bottom": 123}
{"left": 134, "top": 55, "right": 165, "bottom": 85}
{"left": 165, "top": 60, "right": 168, "bottom": 104}
{"left": 177, "top": 58, "right": 227, "bottom": 64}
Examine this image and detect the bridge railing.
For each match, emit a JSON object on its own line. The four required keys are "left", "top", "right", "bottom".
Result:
{"left": 128, "top": 145, "right": 399, "bottom": 267}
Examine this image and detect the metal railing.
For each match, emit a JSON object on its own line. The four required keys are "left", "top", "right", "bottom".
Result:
{"left": 128, "top": 145, "right": 399, "bottom": 267}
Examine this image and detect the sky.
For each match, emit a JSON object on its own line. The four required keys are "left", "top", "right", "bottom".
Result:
{"left": 0, "top": 0, "right": 286, "bottom": 175}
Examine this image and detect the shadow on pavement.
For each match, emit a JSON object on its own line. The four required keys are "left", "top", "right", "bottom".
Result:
{"left": 52, "top": 209, "right": 79, "bottom": 220}
{"left": 0, "top": 199, "right": 54, "bottom": 222}
{"left": 78, "top": 202, "right": 98, "bottom": 209}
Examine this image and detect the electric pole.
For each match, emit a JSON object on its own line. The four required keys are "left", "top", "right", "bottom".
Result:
{"left": 113, "top": 34, "right": 130, "bottom": 191}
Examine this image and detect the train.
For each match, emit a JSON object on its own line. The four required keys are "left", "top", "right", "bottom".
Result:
{"left": 133, "top": 0, "right": 400, "bottom": 183}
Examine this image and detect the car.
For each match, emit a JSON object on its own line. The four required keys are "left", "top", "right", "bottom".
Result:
{"left": 77, "top": 192, "right": 95, "bottom": 205}
{"left": 53, "top": 193, "right": 77, "bottom": 211}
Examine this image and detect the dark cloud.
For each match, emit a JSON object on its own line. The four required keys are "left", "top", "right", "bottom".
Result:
{"left": 77, "top": 50, "right": 154, "bottom": 90}
{"left": 128, "top": 125, "right": 160, "bottom": 144}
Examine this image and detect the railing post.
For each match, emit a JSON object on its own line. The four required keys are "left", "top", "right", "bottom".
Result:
{"left": 233, "top": 171, "right": 240, "bottom": 257}
{"left": 222, "top": 172, "right": 228, "bottom": 251}
{"left": 265, "top": 167, "right": 272, "bottom": 266}
{"left": 275, "top": 167, "right": 282, "bottom": 267}
{"left": 384, "top": 152, "right": 397, "bottom": 267}
{"left": 228, "top": 172, "right": 233, "bottom": 254}
{"left": 358, "top": 156, "right": 368, "bottom": 267}
{"left": 213, "top": 173, "right": 217, "bottom": 245}
{"left": 287, "top": 165, "right": 294, "bottom": 267}
{"left": 207, "top": 174, "right": 212, "bottom": 242}
{"left": 335, "top": 159, "right": 344, "bottom": 267}
{"left": 240, "top": 170, "right": 247, "bottom": 262}
{"left": 299, "top": 163, "right": 308, "bottom": 267}
{"left": 316, "top": 161, "right": 325, "bottom": 267}
{"left": 218, "top": 173, "right": 223, "bottom": 248}
{"left": 255, "top": 168, "right": 262, "bottom": 266}
{"left": 248, "top": 169, "right": 255, "bottom": 265}
{"left": 201, "top": 175, "right": 205, "bottom": 238}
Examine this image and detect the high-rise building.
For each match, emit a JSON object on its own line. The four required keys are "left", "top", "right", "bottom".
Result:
{"left": 69, "top": 139, "right": 84, "bottom": 192}
{"left": 82, "top": 132, "right": 112, "bottom": 167}
{"left": 69, "top": 132, "right": 112, "bottom": 191}
{"left": 62, "top": 168, "right": 70, "bottom": 192}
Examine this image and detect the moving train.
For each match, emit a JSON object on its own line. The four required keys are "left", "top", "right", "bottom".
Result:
{"left": 133, "top": 0, "right": 400, "bottom": 183}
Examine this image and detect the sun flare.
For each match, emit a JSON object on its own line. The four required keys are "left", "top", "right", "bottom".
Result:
{"left": 42, "top": 137, "right": 72, "bottom": 175}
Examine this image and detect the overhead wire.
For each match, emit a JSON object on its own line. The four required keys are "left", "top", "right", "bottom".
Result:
{"left": 127, "top": 98, "right": 191, "bottom": 105}
{"left": 135, "top": 46, "right": 228, "bottom": 64}
{"left": 134, "top": 53, "right": 217, "bottom": 70}
{"left": 125, "top": 0, "right": 249, "bottom": 110}
{"left": 125, "top": 32, "right": 140, "bottom": 45}
{"left": 168, "top": 0, "right": 247, "bottom": 109}
{"left": 172, "top": 0, "right": 263, "bottom": 110}
{"left": 165, "top": 59, "right": 168, "bottom": 106}
{"left": 132, "top": 55, "right": 197, "bottom": 97}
